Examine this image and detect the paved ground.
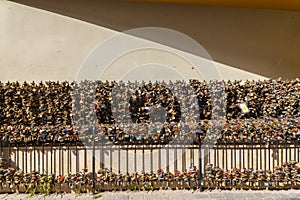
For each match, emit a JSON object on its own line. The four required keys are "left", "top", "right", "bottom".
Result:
{"left": 1, "top": 190, "right": 300, "bottom": 200}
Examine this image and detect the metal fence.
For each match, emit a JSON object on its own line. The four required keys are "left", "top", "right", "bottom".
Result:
{"left": 1, "top": 139, "right": 300, "bottom": 192}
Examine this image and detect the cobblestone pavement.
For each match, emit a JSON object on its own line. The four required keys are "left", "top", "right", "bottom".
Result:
{"left": 1, "top": 190, "right": 300, "bottom": 200}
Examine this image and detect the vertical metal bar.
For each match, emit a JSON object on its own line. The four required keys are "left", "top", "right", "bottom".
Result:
{"left": 150, "top": 144, "right": 153, "bottom": 173}
{"left": 216, "top": 142, "right": 219, "bottom": 167}
{"left": 234, "top": 139, "right": 236, "bottom": 169}
{"left": 278, "top": 140, "right": 281, "bottom": 165}
{"left": 268, "top": 139, "right": 271, "bottom": 170}
{"left": 183, "top": 140, "right": 186, "bottom": 171}
{"left": 260, "top": 136, "right": 262, "bottom": 170}
{"left": 126, "top": 145, "right": 129, "bottom": 173}
{"left": 264, "top": 141, "right": 267, "bottom": 171}
{"left": 248, "top": 138, "right": 254, "bottom": 168}
{"left": 75, "top": 141, "right": 79, "bottom": 172}
{"left": 33, "top": 142, "right": 36, "bottom": 171}
{"left": 25, "top": 142, "right": 27, "bottom": 173}
{"left": 251, "top": 138, "right": 254, "bottom": 169}
{"left": 242, "top": 139, "right": 245, "bottom": 168}
{"left": 0, "top": 139, "right": 2, "bottom": 158}
{"left": 59, "top": 142, "right": 61, "bottom": 175}
{"left": 256, "top": 140, "right": 258, "bottom": 170}
{"left": 294, "top": 138, "right": 297, "bottom": 161}
{"left": 158, "top": 141, "right": 161, "bottom": 171}
{"left": 166, "top": 143, "right": 169, "bottom": 172}
{"left": 92, "top": 128, "right": 96, "bottom": 194}
{"left": 296, "top": 140, "right": 300, "bottom": 162}
{"left": 286, "top": 140, "right": 288, "bottom": 163}
{"left": 134, "top": 144, "right": 137, "bottom": 172}
{"left": 46, "top": 143, "right": 48, "bottom": 173}
{"left": 225, "top": 141, "right": 227, "bottom": 169}
{"left": 54, "top": 141, "right": 56, "bottom": 176}
{"left": 50, "top": 141, "right": 53, "bottom": 174}
{"left": 239, "top": 142, "right": 241, "bottom": 169}
{"left": 190, "top": 146, "right": 193, "bottom": 168}
{"left": 17, "top": 143, "right": 19, "bottom": 170}
{"left": 278, "top": 140, "right": 280, "bottom": 166}
{"left": 22, "top": 143, "right": 25, "bottom": 171}
{"left": 198, "top": 134, "right": 203, "bottom": 192}
{"left": 84, "top": 145, "right": 87, "bottom": 170}
{"left": 223, "top": 143, "right": 225, "bottom": 169}
{"left": 231, "top": 140, "right": 233, "bottom": 169}
{"left": 208, "top": 138, "right": 211, "bottom": 164}
{"left": 174, "top": 144, "right": 177, "bottom": 172}
{"left": 110, "top": 144, "right": 113, "bottom": 172}
{"left": 289, "top": 140, "right": 292, "bottom": 162}
{"left": 62, "top": 143, "right": 65, "bottom": 174}
{"left": 143, "top": 142, "right": 145, "bottom": 172}
{"left": 38, "top": 143, "right": 40, "bottom": 173}
{"left": 14, "top": 145, "right": 16, "bottom": 167}
{"left": 100, "top": 142, "right": 104, "bottom": 169}
{"left": 214, "top": 142, "right": 217, "bottom": 167}
{"left": 42, "top": 142, "right": 44, "bottom": 173}
{"left": 118, "top": 144, "right": 121, "bottom": 174}
{"left": 67, "top": 142, "right": 70, "bottom": 173}
{"left": 8, "top": 142, "right": 11, "bottom": 166}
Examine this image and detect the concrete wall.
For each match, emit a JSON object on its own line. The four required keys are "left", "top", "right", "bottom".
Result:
{"left": 7, "top": 0, "right": 300, "bottom": 79}
{"left": 0, "top": 1, "right": 267, "bottom": 82}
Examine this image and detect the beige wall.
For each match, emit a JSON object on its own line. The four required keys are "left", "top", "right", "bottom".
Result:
{"left": 8, "top": 0, "right": 300, "bottom": 79}
{"left": 0, "top": 1, "right": 266, "bottom": 81}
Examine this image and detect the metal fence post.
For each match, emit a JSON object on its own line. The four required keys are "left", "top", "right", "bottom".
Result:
{"left": 158, "top": 140, "right": 161, "bottom": 171}
{"left": 143, "top": 140, "right": 145, "bottom": 172}
{"left": 84, "top": 144, "right": 87, "bottom": 170}
{"left": 166, "top": 143, "right": 169, "bottom": 172}
{"left": 277, "top": 139, "right": 280, "bottom": 166}
{"left": 174, "top": 143, "right": 177, "bottom": 173}
{"left": 42, "top": 142, "right": 44, "bottom": 173}
{"left": 50, "top": 141, "right": 53, "bottom": 174}
{"left": 234, "top": 138, "right": 236, "bottom": 169}
{"left": 296, "top": 140, "right": 300, "bottom": 162}
{"left": 22, "top": 143, "right": 25, "bottom": 171}
{"left": 76, "top": 141, "right": 79, "bottom": 173}
{"left": 242, "top": 139, "right": 245, "bottom": 168}
{"left": 251, "top": 137, "right": 254, "bottom": 169}
{"left": 183, "top": 139, "right": 186, "bottom": 172}
{"left": 134, "top": 143, "right": 137, "bottom": 173}
{"left": 16, "top": 143, "right": 19, "bottom": 170}
{"left": 268, "top": 139, "right": 271, "bottom": 170}
{"left": 260, "top": 135, "right": 262, "bottom": 170}
{"left": 150, "top": 143, "right": 153, "bottom": 173}
{"left": 294, "top": 137, "right": 297, "bottom": 161}
{"left": 59, "top": 142, "right": 61, "bottom": 175}
{"left": 216, "top": 142, "right": 219, "bottom": 167}
{"left": 33, "top": 142, "right": 36, "bottom": 171}
{"left": 25, "top": 141, "right": 28, "bottom": 173}
{"left": 198, "top": 134, "right": 203, "bottom": 192}
{"left": 92, "top": 127, "right": 96, "bottom": 194}
{"left": 285, "top": 139, "right": 288, "bottom": 163}
{"left": 126, "top": 144, "right": 129, "bottom": 174}
{"left": 118, "top": 143, "right": 121, "bottom": 174}
{"left": 67, "top": 142, "right": 70, "bottom": 174}
{"left": 110, "top": 144, "right": 113, "bottom": 172}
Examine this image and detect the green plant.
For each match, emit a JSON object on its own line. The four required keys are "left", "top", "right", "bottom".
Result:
{"left": 74, "top": 186, "right": 85, "bottom": 195}
{"left": 92, "top": 193, "right": 102, "bottom": 199}
{"left": 26, "top": 184, "right": 36, "bottom": 196}
{"left": 39, "top": 182, "right": 51, "bottom": 196}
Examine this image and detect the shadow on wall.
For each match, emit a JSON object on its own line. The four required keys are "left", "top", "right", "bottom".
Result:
{"left": 9, "top": 0, "right": 300, "bottom": 79}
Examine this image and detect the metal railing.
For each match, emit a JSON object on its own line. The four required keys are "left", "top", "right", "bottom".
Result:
{"left": 0, "top": 138, "right": 299, "bottom": 193}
